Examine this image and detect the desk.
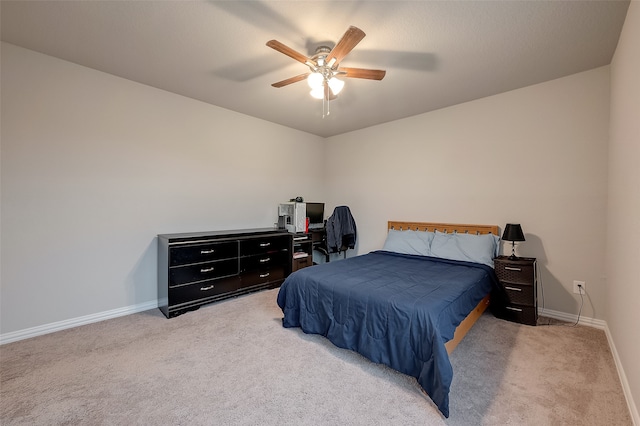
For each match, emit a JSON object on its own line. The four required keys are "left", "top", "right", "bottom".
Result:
{"left": 292, "top": 233, "right": 313, "bottom": 271}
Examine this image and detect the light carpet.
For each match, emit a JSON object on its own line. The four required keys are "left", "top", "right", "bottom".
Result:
{"left": 0, "top": 288, "right": 632, "bottom": 425}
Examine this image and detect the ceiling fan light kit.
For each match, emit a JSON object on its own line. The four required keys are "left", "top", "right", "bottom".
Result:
{"left": 310, "top": 86, "right": 325, "bottom": 100}
{"left": 327, "top": 77, "right": 344, "bottom": 95}
{"left": 267, "top": 26, "right": 386, "bottom": 117}
{"left": 307, "top": 72, "right": 324, "bottom": 89}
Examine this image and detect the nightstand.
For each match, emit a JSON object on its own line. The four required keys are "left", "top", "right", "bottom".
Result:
{"left": 491, "top": 256, "right": 538, "bottom": 326}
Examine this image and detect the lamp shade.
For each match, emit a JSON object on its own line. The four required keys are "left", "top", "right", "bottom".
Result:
{"left": 327, "top": 77, "right": 344, "bottom": 95}
{"left": 502, "top": 224, "right": 525, "bottom": 242}
{"left": 310, "top": 86, "right": 325, "bottom": 99}
{"left": 307, "top": 72, "right": 324, "bottom": 89}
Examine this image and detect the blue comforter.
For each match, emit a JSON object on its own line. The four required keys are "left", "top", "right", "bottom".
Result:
{"left": 276, "top": 250, "right": 496, "bottom": 417}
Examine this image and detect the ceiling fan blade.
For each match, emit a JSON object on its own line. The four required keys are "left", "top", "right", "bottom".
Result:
{"left": 339, "top": 67, "right": 386, "bottom": 80}
{"left": 271, "top": 73, "right": 310, "bottom": 88}
{"left": 325, "top": 26, "right": 366, "bottom": 65}
{"left": 266, "top": 40, "right": 310, "bottom": 65}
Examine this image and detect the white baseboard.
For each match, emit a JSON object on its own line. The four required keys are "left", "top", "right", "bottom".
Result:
{"left": 540, "top": 307, "right": 639, "bottom": 425}
{"left": 603, "top": 323, "right": 640, "bottom": 426}
{"left": 538, "top": 306, "right": 607, "bottom": 329}
{"left": 0, "top": 300, "right": 158, "bottom": 345}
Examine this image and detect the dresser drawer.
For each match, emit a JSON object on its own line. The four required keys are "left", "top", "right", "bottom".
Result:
{"left": 169, "top": 276, "right": 240, "bottom": 306}
{"left": 241, "top": 267, "right": 285, "bottom": 288}
{"left": 240, "top": 235, "right": 290, "bottom": 256}
{"left": 501, "top": 282, "right": 535, "bottom": 306}
{"left": 240, "top": 250, "right": 289, "bottom": 271}
{"left": 494, "top": 261, "right": 535, "bottom": 284}
{"left": 170, "top": 240, "right": 238, "bottom": 266}
{"left": 169, "top": 258, "right": 239, "bottom": 287}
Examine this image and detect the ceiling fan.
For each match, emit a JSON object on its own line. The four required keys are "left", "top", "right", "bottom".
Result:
{"left": 266, "top": 26, "right": 386, "bottom": 104}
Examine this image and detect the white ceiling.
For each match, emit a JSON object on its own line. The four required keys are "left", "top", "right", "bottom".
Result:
{"left": 1, "top": 1, "right": 630, "bottom": 138}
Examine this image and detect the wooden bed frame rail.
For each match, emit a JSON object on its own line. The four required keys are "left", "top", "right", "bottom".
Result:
{"left": 387, "top": 221, "right": 498, "bottom": 354}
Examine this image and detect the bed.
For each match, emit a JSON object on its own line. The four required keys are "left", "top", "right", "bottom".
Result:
{"left": 276, "top": 221, "right": 500, "bottom": 418}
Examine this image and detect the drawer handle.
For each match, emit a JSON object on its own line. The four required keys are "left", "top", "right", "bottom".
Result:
{"left": 259, "top": 272, "right": 270, "bottom": 278}
{"left": 200, "top": 249, "right": 216, "bottom": 254}
{"left": 505, "top": 266, "right": 522, "bottom": 271}
{"left": 505, "top": 306, "right": 523, "bottom": 312}
{"left": 259, "top": 242, "right": 271, "bottom": 247}
{"left": 200, "top": 285, "right": 215, "bottom": 291}
{"left": 504, "top": 286, "right": 522, "bottom": 292}
{"left": 259, "top": 257, "right": 271, "bottom": 263}
{"left": 200, "top": 267, "right": 215, "bottom": 273}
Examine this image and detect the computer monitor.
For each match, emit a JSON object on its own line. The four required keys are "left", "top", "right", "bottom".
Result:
{"left": 306, "top": 202, "right": 325, "bottom": 229}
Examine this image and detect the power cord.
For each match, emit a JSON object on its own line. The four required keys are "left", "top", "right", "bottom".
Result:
{"left": 568, "top": 285, "right": 584, "bottom": 327}
{"left": 538, "top": 267, "right": 583, "bottom": 327}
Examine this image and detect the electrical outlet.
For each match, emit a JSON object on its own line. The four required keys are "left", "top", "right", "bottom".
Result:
{"left": 573, "top": 280, "right": 586, "bottom": 295}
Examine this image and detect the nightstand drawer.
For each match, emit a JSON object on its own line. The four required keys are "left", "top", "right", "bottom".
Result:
{"left": 494, "top": 262, "right": 535, "bottom": 284}
{"left": 498, "top": 304, "right": 537, "bottom": 326}
{"left": 501, "top": 283, "right": 535, "bottom": 306}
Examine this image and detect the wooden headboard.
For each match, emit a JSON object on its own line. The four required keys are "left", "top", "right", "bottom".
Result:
{"left": 388, "top": 221, "right": 499, "bottom": 236}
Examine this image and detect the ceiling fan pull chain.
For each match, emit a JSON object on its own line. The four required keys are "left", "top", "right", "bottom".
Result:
{"left": 322, "top": 92, "right": 327, "bottom": 118}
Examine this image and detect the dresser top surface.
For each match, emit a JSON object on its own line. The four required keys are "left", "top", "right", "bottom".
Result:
{"left": 159, "top": 228, "right": 290, "bottom": 243}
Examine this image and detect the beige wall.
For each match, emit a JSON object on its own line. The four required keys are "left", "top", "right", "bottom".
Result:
{"left": 609, "top": 1, "right": 640, "bottom": 421}
{"left": 0, "top": 42, "right": 325, "bottom": 334}
{"left": 325, "top": 67, "right": 610, "bottom": 321}
{"left": 2, "top": 42, "right": 611, "bottom": 332}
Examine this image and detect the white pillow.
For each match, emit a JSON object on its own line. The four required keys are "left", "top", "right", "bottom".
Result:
{"left": 382, "top": 229, "right": 434, "bottom": 257}
{"left": 430, "top": 231, "right": 499, "bottom": 267}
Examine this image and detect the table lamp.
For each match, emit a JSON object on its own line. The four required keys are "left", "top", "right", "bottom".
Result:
{"left": 502, "top": 224, "right": 525, "bottom": 260}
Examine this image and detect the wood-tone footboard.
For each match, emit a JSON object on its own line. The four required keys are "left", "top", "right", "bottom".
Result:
{"left": 445, "top": 294, "right": 490, "bottom": 354}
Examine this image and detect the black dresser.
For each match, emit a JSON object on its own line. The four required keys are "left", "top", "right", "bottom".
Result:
{"left": 158, "top": 228, "right": 291, "bottom": 318}
{"left": 491, "top": 256, "right": 538, "bottom": 326}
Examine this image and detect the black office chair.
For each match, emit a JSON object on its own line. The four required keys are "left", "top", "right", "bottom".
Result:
{"left": 317, "top": 206, "right": 356, "bottom": 262}
{"left": 312, "top": 229, "right": 331, "bottom": 263}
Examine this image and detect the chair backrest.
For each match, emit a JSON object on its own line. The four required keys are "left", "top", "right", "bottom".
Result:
{"left": 326, "top": 206, "right": 356, "bottom": 253}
